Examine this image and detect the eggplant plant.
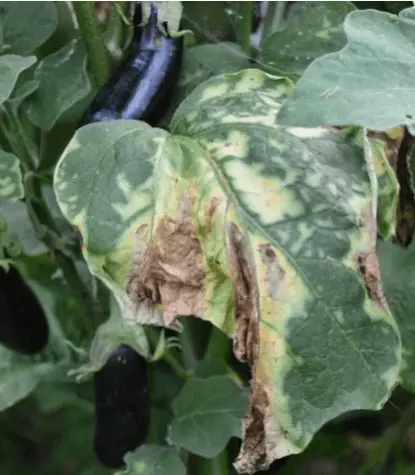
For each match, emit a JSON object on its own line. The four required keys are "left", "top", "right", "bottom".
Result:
{"left": 1, "top": 2, "right": 415, "bottom": 475}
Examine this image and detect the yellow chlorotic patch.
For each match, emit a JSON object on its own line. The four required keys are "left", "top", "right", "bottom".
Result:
{"left": 1, "top": 183, "right": 16, "bottom": 197}
{"left": 288, "top": 224, "right": 315, "bottom": 256}
{"left": 111, "top": 174, "right": 153, "bottom": 222}
{"left": 233, "top": 70, "right": 265, "bottom": 93}
{"left": 225, "top": 160, "right": 304, "bottom": 226}
{"left": 253, "top": 236, "right": 311, "bottom": 330}
{"left": 200, "top": 82, "right": 229, "bottom": 102}
{"left": 287, "top": 127, "right": 329, "bottom": 139}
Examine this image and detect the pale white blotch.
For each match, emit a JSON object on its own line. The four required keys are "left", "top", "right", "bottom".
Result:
{"left": 288, "top": 224, "right": 314, "bottom": 255}
{"left": 333, "top": 310, "right": 345, "bottom": 325}
{"left": 211, "top": 130, "right": 249, "bottom": 160}
{"left": 221, "top": 109, "right": 278, "bottom": 127}
{"left": 111, "top": 173, "right": 153, "bottom": 221}
{"left": 234, "top": 70, "right": 265, "bottom": 92}
{"left": 287, "top": 127, "right": 328, "bottom": 139}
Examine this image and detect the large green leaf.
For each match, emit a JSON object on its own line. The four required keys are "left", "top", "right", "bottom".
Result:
{"left": 181, "top": 1, "right": 235, "bottom": 44}
{"left": 115, "top": 445, "right": 186, "bottom": 475}
{"left": 261, "top": 1, "right": 355, "bottom": 75}
{"left": 26, "top": 39, "right": 91, "bottom": 131}
{"left": 278, "top": 7, "right": 415, "bottom": 133}
{"left": 0, "top": 54, "right": 36, "bottom": 105}
{"left": 0, "top": 1, "right": 57, "bottom": 55}
{"left": 377, "top": 239, "right": 415, "bottom": 392}
{"left": 168, "top": 376, "right": 249, "bottom": 457}
{"left": 0, "top": 150, "right": 23, "bottom": 200}
{"left": 53, "top": 69, "right": 401, "bottom": 473}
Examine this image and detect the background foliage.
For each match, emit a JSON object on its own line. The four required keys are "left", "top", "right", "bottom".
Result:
{"left": 2, "top": 2, "right": 415, "bottom": 475}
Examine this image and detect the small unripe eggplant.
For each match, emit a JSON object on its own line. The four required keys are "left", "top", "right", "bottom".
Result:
{"left": 0, "top": 265, "right": 49, "bottom": 355}
{"left": 93, "top": 345, "right": 150, "bottom": 469}
{"left": 80, "top": 2, "right": 183, "bottom": 127}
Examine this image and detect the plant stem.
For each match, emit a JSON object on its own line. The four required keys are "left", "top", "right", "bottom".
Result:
{"left": 188, "top": 451, "right": 229, "bottom": 475}
{"left": 72, "top": 0, "right": 110, "bottom": 89}
{"left": 146, "top": 327, "right": 190, "bottom": 380}
{"left": 238, "top": 1, "right": 252, "bottom": 56}
{"left": 261, "top": 0, "right": 286, "bottom": 46}
{"left": 187, "top": 326, "right": 232, "bottom": 475}
{"left": 24, "top": 172, "right": 98, "bottom": 322}
{"left": 179, "top": 318, "right": 199, "bottom": 370}
{"left": 357, "top": 401, "right": 415, "bottom": 475}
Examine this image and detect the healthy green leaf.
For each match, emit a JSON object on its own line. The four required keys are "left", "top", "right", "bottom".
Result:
{"left": 53, "top": 69, "right": 401, "bottom": 472}
{"left": 261, "top": 1, "right": 355, "bottom": 75}
{"left": 377, "top": 239, "right": 415, "bottom": 392}
{"left": 116, "top": 445, "right": 186, "bottom": 475}
{"left": 181, "top": 1, "right": 235, "bottom": 44}
{"left": 278, "top": 7, "right": 415, "bottom": 133}
{"left": 26, "top": 39, "right": 91, "bottom": 131}
{"left": 0, "top": 1, "right": 57, "bottom": 55}
{"left": 0, "top": 200, "right": 47, "bottom": 255}
{"left": 148, "top": 361, "right": 183, "bottom": 445}
{"left": 7, "top": 79, "right": 39, "bottom": 112}
{"left": 0, "top": 54, "right": 36, "bottom": 105}
{"left": 0, "top": 151, "right": 24, "bottom": 200}
{"left": 168, "top": 376, "right": 249, "bottom": 457}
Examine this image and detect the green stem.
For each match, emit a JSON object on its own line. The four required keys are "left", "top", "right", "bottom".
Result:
{"left": 188, "top": 451, "right": 229, "bottom": 475}
{"left": 72, "top": 0, "right": 110, "bottom": 88}
{"left": 179, "top": 318, "right": 199, "bottom": 370}
{"left": 0, "top": 105, "right": 35, "bottom": 172}
{"left": 238, "top": 1, "right": 252, "bottom": 56}
{"left": 24, "top": 173, "right": 98, "bottom": 322}
{"left": 357, "top": 401, "right": 415, "bottom": 475}
{"left": 146, "top": 327, "right": 190, "bottom": 380}
{"left": 187, "top": 326, "right": 232, "bottom": 475}
{"left": 261, "top": 1, "right": 286, "bottom": 46}
{"left": 274, "top": 1, "right": 287, "bottom": 31}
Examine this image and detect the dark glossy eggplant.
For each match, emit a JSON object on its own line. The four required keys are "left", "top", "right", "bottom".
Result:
{"left": 0, "top": 265, "right": 49, "bottom": 355}
{"left": 93, "top": 344, "right": 150, "bottom": 469}
{"left": 80, "top": 2, "right": 183, "bottom": 127}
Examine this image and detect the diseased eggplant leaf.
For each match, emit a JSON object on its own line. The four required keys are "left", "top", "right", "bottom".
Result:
{"left": 176, "top": 42, "right": 251, "bottom": 104}
{"left": 0, "top": 151, "right": 23, "bottom": 201}
{"left": 26, "top": 39, "right": 91, "bottom": 131}
{"left": 377, "top": 239, "right": 415, "bottom": 392}
{"left": 0, "top": 54, "right": 36, "bottom": 105}
{"left": 366, "top": 128, "right": 402, "bottom": 240}
{"left": 53, "top": 69, "right": 401, "bottom": 473}
{"left": 0, "top": 1, "right": 57, "bottom": 55}
{"left": 278, "top": 7, "right": 415, "bottom": 134}
{"left": 261, "top": 1, "right": 355, "bottom": 75}
{"left": 168, "top": 376, "right": 249, "bottom": 457}
{"left": 115, "top": 445, "right": 186, "bottom": 475}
